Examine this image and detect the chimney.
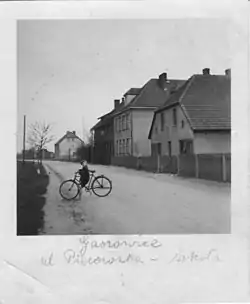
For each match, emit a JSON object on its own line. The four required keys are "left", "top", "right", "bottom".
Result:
{"left": 202, "top": 68, "right": 210, "bottom": 75}
{"left": 225, "top": 68, "right": 231, "bottom": 77}
{"left": 158, "top": 72, "right": 167, "bottom": 90}
{"left": 72, "top": 131, "right": 76, "bottom": 135}
{"left": 114, "top": 99, "right": 120, "bottom": 109}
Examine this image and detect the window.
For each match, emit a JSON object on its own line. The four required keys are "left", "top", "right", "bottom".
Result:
{"left": 116, "top": 140, "right": 118, "bottom": 156}
{"left": 127, "top": 112, "right": 131, "bottom": 130}
{"left": 168, "top": 141, "right": 172, "bottom": 157}
{"left": 119, "top": 116, "right": 122, "bottom": 132}
{"left": 122, "top": 115, "right": 125, "bottom": 130}
{"left": 116, "top": 118, "right": 119, "bottom": 132}
{"left": 173, "top": 108, "right": 177, "bottom": 126}
{"left": 123, "top": 139, "right": 126, "bottom": 155}
{"left": 124, "top": 139, "right": 127, "bottom": 155}
{"left": 125, "top": 114, "right": 129, "bottom": 130}
{"left": 181, "top": 120, "right": 185, "bottom": 128}
{"left": 179, "top": 140, "right": 193, "bottom": 155}
{"left": 127, "top": 138, "right": 131, "bottom": 155}
{"left": 125, "top": 138, "right": 131, "bottom": 155}
{"left": 160, "top": 112, "right": 165, "bottom": 131}
{"left": 119, "top": 140, "right": 122, "bottom": 155}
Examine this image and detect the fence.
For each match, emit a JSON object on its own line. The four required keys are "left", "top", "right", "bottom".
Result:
{"left": 111, "top": 153, "right": 231, "bottom": 183}
{"left": 197, "top": 154, "right": 223, "bottom": 182}
{"left": 111, "top": 156, "right": 138, "bottom": 169}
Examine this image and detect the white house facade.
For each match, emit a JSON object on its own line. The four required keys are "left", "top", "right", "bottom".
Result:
{"left": 55, "top": 131, "right": 84, "bottom": 160}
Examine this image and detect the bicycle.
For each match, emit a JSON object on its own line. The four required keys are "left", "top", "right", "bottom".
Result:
{"left": 59, "top": 168, "right": 112, "bottom": 200}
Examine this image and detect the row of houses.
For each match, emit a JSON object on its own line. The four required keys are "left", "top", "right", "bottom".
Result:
{"left": 91, "top": 68, "right": 231, "bottom": 167}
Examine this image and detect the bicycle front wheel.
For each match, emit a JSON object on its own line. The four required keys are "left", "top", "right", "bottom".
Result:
{"left": 91, "top": 175, "right": 112, "bottom": 197}
{"left": 59, "top": 179, "right": 80, "bottom": 200}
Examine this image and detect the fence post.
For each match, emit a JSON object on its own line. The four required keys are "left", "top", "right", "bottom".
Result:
{"left": 195, "top": 154, "right": 199, "bottom": 179}
{"left": 177, "top": 155, "right": 180, "bottom": 176}
{"left": 157, "top": 155, "right": 160, "bottom": 173}
{"left": 222, "top": 154, "right": 227, "bottom": 182}
{"left": 137, "top": 156, "right": 142, "bottom": 170}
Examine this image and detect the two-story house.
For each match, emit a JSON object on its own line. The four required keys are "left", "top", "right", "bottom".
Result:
{"left": 54, "top": 131, "right": 84, "bottom": 160}
{"left": 91, "top": 100, "right": 121, "bottom": 164}
{"left": 148, "top": 68, "right": 231, "bottom": 157}
{"left": 113, "top": 73, "right": 185, "bottom": 157}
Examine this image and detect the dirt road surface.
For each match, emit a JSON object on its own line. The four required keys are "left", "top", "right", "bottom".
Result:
{"left": 41, "top": 160, "right": 231, "bottom": 234}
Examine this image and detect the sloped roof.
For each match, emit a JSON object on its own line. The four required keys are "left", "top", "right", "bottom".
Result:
{"left": 181, "top": 74, "right": 231, "bottom": 130}
{"left": 114, "top": 78, "right": 185, "bottom": 115}
{"left": 91, "top": 108, "right": 118, "bottom": 130}
{"left": 124, "top": 88, "right": 141, "bottom": 96}
{"left": 55, "top": 131, "right": 84, "bottom": 145}
{"left": 91, "top": 77, "right": 185, "bottom": 130}
{"left": 149, "top": 73, "right": 231, "bottom": 138}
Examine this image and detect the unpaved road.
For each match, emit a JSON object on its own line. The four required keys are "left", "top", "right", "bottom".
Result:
{"left": 41, "top": 160, "right": 231, "bottom": 234}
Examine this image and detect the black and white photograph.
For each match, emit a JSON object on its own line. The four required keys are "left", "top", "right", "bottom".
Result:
{"left": 0, "top": 0, "right": 249, "bottom": 302}
{"left": 16, "top": 19, "right": 231, "bottom": 235}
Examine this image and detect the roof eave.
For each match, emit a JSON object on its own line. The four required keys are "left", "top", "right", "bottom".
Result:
{"left": 193, "top": 128, "right": 231, "bottom": 133}
{"left": 155, "top": 101, "right": 179, "bottom": 113}
{"left": 148, "top": 112, "right": 156, "bottom": 139}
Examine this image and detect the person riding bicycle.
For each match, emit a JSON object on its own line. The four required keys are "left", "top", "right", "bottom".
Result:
{"left": 78, "top": 160, "right": 90, "bottom": 188}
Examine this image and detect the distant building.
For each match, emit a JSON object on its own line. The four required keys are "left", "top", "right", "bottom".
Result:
{"left": 148, "top": 68, "right": 231, "bottom": 156}
{"left": 54, "top": 131, "right": 84, "bottom": 160}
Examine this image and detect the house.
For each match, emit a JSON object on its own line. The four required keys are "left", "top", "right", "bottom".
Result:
{"left": 113, "top": 73, "right": 185, "bottom": 157}
{"left": 54, "top": 131, "right": 84, "bottom": 160}
{"left": 90, "top": 100, "right": 122, "bottom": 164}
{"left": 148, "top": 68, "right": 231, "bottom": 157}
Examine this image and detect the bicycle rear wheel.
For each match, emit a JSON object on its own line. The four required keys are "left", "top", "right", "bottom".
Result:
{"left": 91, "top": 175, "right": 112, "bottom": 197}
{"left": 59, "top": 179, "right": 80, "bottom": 200}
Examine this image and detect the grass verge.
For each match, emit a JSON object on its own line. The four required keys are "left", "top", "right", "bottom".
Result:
{"left": 17, "top": 160, "right": 49, "bottom": 235}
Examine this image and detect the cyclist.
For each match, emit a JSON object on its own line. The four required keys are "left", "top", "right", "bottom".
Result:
{"left": 78, "top": 160, "right": 90, "bottom": 188}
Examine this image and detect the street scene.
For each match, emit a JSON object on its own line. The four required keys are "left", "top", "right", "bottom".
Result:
{"left": 44, "top": 160, "right": 230, "bottom": 234}
{"left": 17, "top": 19, "right": 231, "bottom": 235}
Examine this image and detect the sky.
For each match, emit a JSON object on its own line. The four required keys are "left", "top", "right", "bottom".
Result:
{"left": 17, "top": 19, "right": 230, "bottom": 152}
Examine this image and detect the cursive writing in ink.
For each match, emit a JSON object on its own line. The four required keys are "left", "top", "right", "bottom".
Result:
{"left": 41, "top": 252, "right": 54, "bottom": 266}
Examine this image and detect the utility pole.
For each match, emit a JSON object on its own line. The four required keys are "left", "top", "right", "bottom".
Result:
{"left": 82, "top": 116, "right": 86, "bottom": 142}
{"left": 22, "top": 115, "right": 26, "bottom": 164}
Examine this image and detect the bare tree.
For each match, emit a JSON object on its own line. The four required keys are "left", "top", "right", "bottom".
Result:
{"left": 27, "top": 121, "right": 54, "bottom": 163}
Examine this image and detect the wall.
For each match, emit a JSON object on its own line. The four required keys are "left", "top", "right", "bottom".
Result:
{"left": 93, "top": 119, "right": 114, "bottom": 165}
{"left": 94, "top": 121, "right": 114, "bottom": 143}
{"left": 111, "top": 155, "right": 137, "bottom": 168}
{"left": 150, "top": 105, "right": 193, "bottom": 156}
{"left": 114, "top": 110, "right": 132, "bottom": 155}
{"left": 178, "top": 154, "right": 196, "bottom": 177}
{"left": 194, "top": 132, "right": 231, "bottom": 154}
{"left": 57, "top": 137, "right": 82, "bottom": 159}
{"left": 132, "top": 109, "right": 155, "bottom": 156}
{"left": 197, "top": 154, "right": 223, "bottom": 181}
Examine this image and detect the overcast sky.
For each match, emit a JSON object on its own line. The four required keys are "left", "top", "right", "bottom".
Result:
{"left": 17, "top": 19, "right": 230, "bottom": 152}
